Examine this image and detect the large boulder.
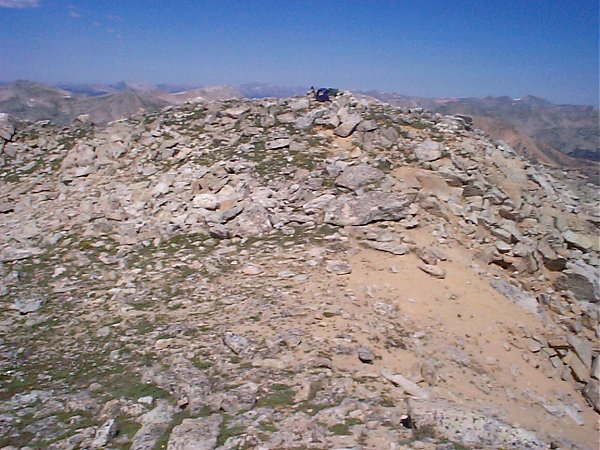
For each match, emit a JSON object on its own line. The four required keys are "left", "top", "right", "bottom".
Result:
{"left": 0, "top": 113, "right": 15, "bottom": 141}
{"left": 167, "top": 415, "right": 223, "bottom": 450}
{"left": 324, "top": 192, "right": 416, "bottom": 226}
{"left": 231, "top": 206, "right": 272, "bottom": 236}
{"left": 414, "top": 139, "right": 443, "bottom": 162}
{"left": 554, "top": 261, "right": 599, "bottom": 303}
{"left": 334, "top": 107, "right": 362, "bottom": 137}
{"left": 491, "top": 279, "right": 538, "bottom": 314}
{"left": 335, "top": 163, "right": 384, "bottom": 190}
{"left": 130, "top": 401, "right": 174, "bottom": 450}
{"left": 583, "top": 379, "right": 600, "bottom": 413}
{"left": 563, "top": 230, "right": 597, "bottom": 252}
{"left": 408, "top": 398, "right": 546, "bottom": 449}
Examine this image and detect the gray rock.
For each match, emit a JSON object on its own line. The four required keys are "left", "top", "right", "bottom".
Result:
{"left": 582, "top": 379, "right": 599, "bottom": 412}
{"left": 566, "top": 335, "right": 592, "bottom": 370}
{"left": 0, "top": 113, "right": 15, "bottom": 141}
{"left": 564, "top": 351, "right": 589, "bottom": 382}
{"left": 408, "top": 398, "right": 546, "bottom": 449}
{"left": 554, "top": 261, "right": 599, "bottom": 303}
{"left": 90, "top": 418, "right": 118, "bottom": 448}
{"left": 220, "top": 382, "right": 258, "bottom": 413}
{"left": 381, "top": 369, "right": 430, "bottom": 399}
{"left": 537, "top": 242, "right": 567, "bottom": 271}
{"left": 495, "top": 241, "right": 512, "bottom": 253}
{"left": 563, "top": 230, "right": 595, "bottom": 252}
{"left": 592, "top": 355, "right": 600, "bottom": 380}
{"left": 418, "top": 249, "right": 439, "bottom": 265}
{"left": 418, "top": 263, "right": 446, "bottom": 279}
{"left": 420, "top": 360, "right": 438, "bottom": 386}
{"left": 358, "top": 347, "right": 375, "bottom": 364}
{"left": 414, "top": 140, "right": 443, "bottom": 162}
{"left": 232, "top": 206, "right": 272, "bottom": 236}
{"left": 294, "top": 116, "right": 314, "bottom": 129}
{"left": 289, "top": 98, "right": 309, "bottom": 110}
{"left": 167, "top": 415, "right": 223, "bottom": 450}
{"left": 14, "top": 296, "right": 46, "bottom": 314}
{"left": 527, "top": 338, "right": 542, "bottom": 353}
{"left": 326, "top": 260, "right": 352, "bottom": 275}
{"left": 192, "top": 194, "right": 219, "bottom": 210}
{"left": 0, "top": 246, "right": 43, "bottom": 262}
{"left": 0, "top": 201, "right": 14, "bottom": 213}
{"left": 364, "top": 241, "right": 408, "bottom": 255}
{"left": 223, "top": 332, "right": 254, "bottom": 356}
{"left": 302, "top": 194, "right": 336, "bottom": 213}
{"left": 335, "top": 163, "right": 384, "bottom": 190}
{"left": 293, "top": 376, "right": 325, "bottom": 402}
{"left": 491, "top": 279, "right": 538, "bottom": 314}
{"left": 266, "top": 138, "right": 290, "bottom": 150}
{"left": 334, "top": 111, "right": 362, "bottom": 137}
{"left": 224, "top": 105, "right": 250, "bottom": 118}
{"left": 334, "top": 121, "right": 359, "bottom": 138}
{"left": 130, "top": 401, "right": 174, "bottom": 450}
{"left": 324, "top": 192, "right": 416, "bottom": 226}
{"left": 356, "top": 119, "right": 379, "bottom": 132}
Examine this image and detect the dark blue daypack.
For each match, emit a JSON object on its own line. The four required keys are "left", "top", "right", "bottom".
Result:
{"left": 315, "top": 88, "right": 330, "bottom": 102}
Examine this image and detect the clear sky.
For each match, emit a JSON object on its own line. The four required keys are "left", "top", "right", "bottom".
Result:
{"left": 0, "top": 0, "right": 598, "bottom": 105}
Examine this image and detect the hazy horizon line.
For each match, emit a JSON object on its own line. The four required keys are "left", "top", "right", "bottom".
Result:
{"left": 1, "top": 78, "right": 598, "bottom": 108}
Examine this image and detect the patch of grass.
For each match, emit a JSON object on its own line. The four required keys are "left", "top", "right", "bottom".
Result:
{"left": 248, "top": 313, "right": 262, "bottom": 322}
{"left": 216, "top": 423, "right": 245, "bottom": 447}
{"left": 256, "top": 384, "right": 296, "bottom": 408}
{"left": 134, "top": 318, "right": 155, "bottom": 333}
{"left": 294, "top": 401, "right": 331, "bottom": 416}
{"left": 448, "top": 442, "right": 471, "bottom": 450}
{"left": 259, "top": 422, "right": 278, "bottom": 433}
{"left": 110, "top": 378, "right": 171, "bottom": 402}
{"left": 196, "top": 405, "right": 213, "bottom": 417}
{"left": 329, "top": 418, "right": 361, "bottom": 435}
{"left": 191, "top": 358, "right": 212, "bottom": 370}
{"left": 116, "top": 415, "right": 142, "bottom": 440}
{"left": 0, "top": 371, "right": 38, "bottom": 401}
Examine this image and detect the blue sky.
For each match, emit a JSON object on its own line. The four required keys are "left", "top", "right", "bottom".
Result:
{"left": 0, "top": 0, "right": 598, "bottom": 105}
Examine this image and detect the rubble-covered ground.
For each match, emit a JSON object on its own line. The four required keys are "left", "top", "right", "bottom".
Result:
{"left": 0, "top": 94, "right": 598, "bottom": 449}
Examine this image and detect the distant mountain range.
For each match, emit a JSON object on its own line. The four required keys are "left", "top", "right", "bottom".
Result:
{"left": 0, "top": 80, "right": 245, "bottom": 125}
{"left": 0, "top": 80, "right": 598, "bottom": 171}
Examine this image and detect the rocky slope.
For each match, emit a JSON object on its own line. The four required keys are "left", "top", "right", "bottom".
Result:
{"left": 0, "top": 93, "right": 598, "bottom": 449}
{"left": 363, "top": 91, "right": 600, "bottom": 169}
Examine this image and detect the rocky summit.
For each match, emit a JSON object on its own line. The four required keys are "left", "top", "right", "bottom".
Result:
{"left": 0, "top": 92, "right": 598, "bottom": 450}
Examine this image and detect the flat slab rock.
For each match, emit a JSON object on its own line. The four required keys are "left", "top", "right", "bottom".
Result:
{"left": 222, "top": 332, "right": 254, "bottom": 357}
{"left": 324, "top": 192, "right": 416, "bottom": 226}
{"left": 167, "top": 415, "right": 223, "bottom": 450}
{"left": 417, "top": 263, "right": 446, "bottom": 279}
{"left": 326, "top": 260, "right": 352, "bottom": 275}
{"left": 408, "top": 398, "right": 546, "bottom": 449}
{"left": 491, "top": 279, "right": 539, "bottom": 314}
{"left": 15, "top": 296, "right": 46, "bottom": 314}
{"left": 364, "top": 241, "right": 408, "bottom": 255}
{"left": 335, "top": 163, "right": 384, "bottom": 190}
{"left": 381, "top": 369, "right": 429, "bottom": 399}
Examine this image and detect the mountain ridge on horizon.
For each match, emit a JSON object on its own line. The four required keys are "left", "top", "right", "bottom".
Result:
{"left": 2, "top": 79, "right": 598, "bottom": 107}
{"left": 0, "top": 80, "right": 598, "bottom": 174}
